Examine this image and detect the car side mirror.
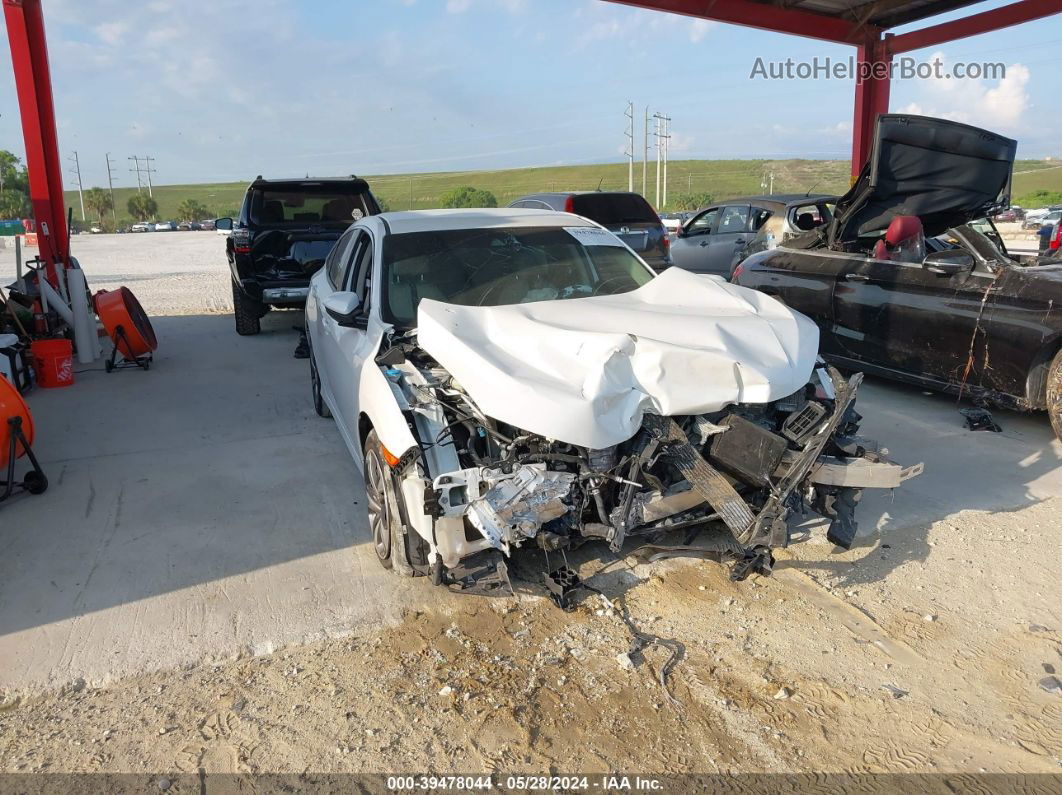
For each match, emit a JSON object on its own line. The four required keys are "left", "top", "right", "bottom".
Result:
{"left": 324, "top": 291, "right": 365, "bottom": 327}
{"left": 215, "top": 217, "right": 233, "bottom": 231}
{"left": 923, "top": 249, "right": 974, "bottom": 276}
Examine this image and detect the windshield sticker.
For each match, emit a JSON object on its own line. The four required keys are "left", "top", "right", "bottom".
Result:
{"left": 565, "top": 226, "right": 626, "bottom": 247}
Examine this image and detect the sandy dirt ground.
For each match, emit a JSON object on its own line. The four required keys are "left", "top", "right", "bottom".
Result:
{"left": 2, "top": 499, "right": 1059, "bottom": 775}
{"left": 1, "top": 233, "right": 1059, "bottom": 777}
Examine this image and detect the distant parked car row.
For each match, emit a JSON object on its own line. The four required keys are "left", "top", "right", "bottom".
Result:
{"left": 127, "top": 219, "right": 216, "bottom": 233}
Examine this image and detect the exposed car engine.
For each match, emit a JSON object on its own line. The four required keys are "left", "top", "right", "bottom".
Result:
{"left": 373, "top": 332, "right": 921, "bottom": 597}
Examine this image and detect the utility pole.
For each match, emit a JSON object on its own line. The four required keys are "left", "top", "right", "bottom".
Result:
{"left": 653, "top": 112, "right": 668, "bottom": 209}
{"left": 770, "top": 171, "right": 775, "bottom": 194}
{"left": 660, "top": 115, "right": 671, "bottom": 209}
{"left": 624, "top": 101, "right": 634, "bottom": 193}
{"left": 129, "top": 156, "right": 143, "bottom": 193}
{"left": 643, "top": 106, "right": 649, "bottom": 197}
{"left": 68, "top": 151, "right": 85, "bottom": 221}
{"left": 106, "top": 153, "right": 118, "bottom": 227}
{"left": 142, "top": 156, "right": 156, "bottom": 198}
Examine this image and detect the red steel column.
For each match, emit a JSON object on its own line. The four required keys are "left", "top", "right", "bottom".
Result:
{"left": 3, "top": 0, "right": 68, "bottom": 284}
{"left": 850, "top": 33, "right": 892, "bottom": 178}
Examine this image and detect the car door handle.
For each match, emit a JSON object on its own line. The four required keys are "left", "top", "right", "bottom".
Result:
{"left": 699, "top": 240, "right": 709, "bottom": 247}
{"left": 844, "top": 273, "right": 870, "bottom": 282}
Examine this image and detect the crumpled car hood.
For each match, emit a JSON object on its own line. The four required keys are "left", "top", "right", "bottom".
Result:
{"left": 416, "top": 268, "right": 819, "bottom": 449}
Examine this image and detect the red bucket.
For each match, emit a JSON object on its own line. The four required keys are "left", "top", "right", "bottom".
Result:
{"left": 30, "top": 338, "right": 74, "bottom": 388}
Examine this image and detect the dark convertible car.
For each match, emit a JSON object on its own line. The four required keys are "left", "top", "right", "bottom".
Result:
{"left": 733, "top": 115, "right": 1062, "bottom": 439}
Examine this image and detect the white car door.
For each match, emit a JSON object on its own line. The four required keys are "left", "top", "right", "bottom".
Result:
{"left": 309, "top": 227, "right": 358, "bottom": 401}
{"left": 318, "top": 230, "right": 377, "bottom": 446}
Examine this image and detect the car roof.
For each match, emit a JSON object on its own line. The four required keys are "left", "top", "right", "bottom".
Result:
{"left": 248, "top": 176, "right": 371, "bottom": 191}
{"left": 370, "top": 208, "right": 598, "bottom": 235}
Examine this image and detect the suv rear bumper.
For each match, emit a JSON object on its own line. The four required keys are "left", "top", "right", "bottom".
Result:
{"left": 238, "top": 278, "right": 311, "bottom": 305}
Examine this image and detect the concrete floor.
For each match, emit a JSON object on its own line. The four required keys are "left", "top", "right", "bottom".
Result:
{"left": 0, "top": 311, "right": 418, "bottom": 693}
{"left": 1, "top": 234, "right": 1060, "bottom": 694}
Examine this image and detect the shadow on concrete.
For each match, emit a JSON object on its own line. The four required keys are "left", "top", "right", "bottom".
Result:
{"left": 779, "top": 373, "right": 1061, "bottom": 587}
{"left": 2, "top": 314, "right": 1059, "bottom": 634}
{"left": 0, "top": 312, "right": 372, "bottom": 637}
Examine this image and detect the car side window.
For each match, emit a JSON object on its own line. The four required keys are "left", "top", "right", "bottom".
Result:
{"left": 750, "top": 207, "right": 772, "bottom": 231}
{"left": 687, "top": 208, "right": 718, "bottom": 236}
{"left": 326, "top": 229, "right": 357, "bottom": 289}
{"left": 718, "top": 205, "right": 750, "bottom": 234}
{"left": 348, "top": 233, "right": 374, "bottom": 303}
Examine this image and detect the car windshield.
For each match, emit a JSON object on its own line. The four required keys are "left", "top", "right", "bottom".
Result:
{"left": 250, "top": 184, "right": 371, "bottom": 225}
{"left": 940, "top": 219, "right": 1011, "bottom": 265}
{"left": 382, "top": 225, "right": 655, "bottom": 327}
{"left": 571, "top": 194, "right": 658, "bottom": 225}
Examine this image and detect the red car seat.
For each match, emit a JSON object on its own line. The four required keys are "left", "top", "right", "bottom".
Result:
{"left": 872, "top": 215, "right": 925, "bottom": 263}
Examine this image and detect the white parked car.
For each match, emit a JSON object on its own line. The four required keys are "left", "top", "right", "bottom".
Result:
{"left": 306, "top": 209, "right": 916, "bottom": 595}
{"left": 130, "top": 221, "right": 153, "bottom": 232}
{"left": 154, "top": 221, "right": 176, "bottom": 232}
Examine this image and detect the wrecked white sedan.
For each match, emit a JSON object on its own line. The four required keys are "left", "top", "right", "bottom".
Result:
{"left": 306, "top": 209, "right": 919, "bottom": 598}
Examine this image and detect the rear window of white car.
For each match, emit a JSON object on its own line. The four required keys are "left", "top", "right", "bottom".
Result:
{"left": 381, "top": 225, "right": 655, "bottom": 327}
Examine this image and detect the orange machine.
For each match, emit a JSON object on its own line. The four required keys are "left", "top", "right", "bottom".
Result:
{"left": 0, "top": 373, "right": 46, "bottom": 501}
{"left": 95, "top": 287, "right": 158, "bottom": 371}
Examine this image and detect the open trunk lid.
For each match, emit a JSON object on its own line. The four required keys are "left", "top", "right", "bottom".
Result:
{"left": 829, "top": 115, "right": 1017, "bottom": 245}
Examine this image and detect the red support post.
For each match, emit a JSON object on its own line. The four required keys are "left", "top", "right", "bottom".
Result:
{"left": 3, "top": 0, "right": 68, "bottom": 285}
{"left": 850, "top": 33, "right": 892, "bottom": 178}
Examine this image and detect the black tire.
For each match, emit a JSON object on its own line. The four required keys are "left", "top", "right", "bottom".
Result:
{"left": 1047, "top": 349, "right": 1062, "bottom": 441}
{"left": 363, "top": 430, "right": 397, "bottom": 569}
{"left": 309, "top": 340, "right": 331, "bottom": 418}
{"left": 232, "top": 280, "right": 262, "bottom": 336}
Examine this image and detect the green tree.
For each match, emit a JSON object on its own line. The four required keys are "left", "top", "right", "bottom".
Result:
{"left": 670, "top": 192, "right": 714, "bottom": 211}
{"left": 0, "top": 150, "right": 29, "bottom": 195}
{"left": 0, "top": 150, "right": 29, "bottom": 219}
{"left": 0, "top": 189, "right": 29, "bottom": 219}
{"left": 1016, "top": 189, "right": 1062, "bottom": 207}
{"left": 176, "top": 198, "right": 210, "bottom": 221}
{"left": 84, "top": 187, "right": 113, "bottom": 225}
{"left": 127, "top": 193, "right": 159, "bottom": 221}
{"left": 439, "top": 186, "right": 497, "bottom": 209}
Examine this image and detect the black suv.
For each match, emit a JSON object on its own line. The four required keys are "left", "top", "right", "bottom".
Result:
{"left": 216, "top": 176, "right": 381, "bottom": 335}
{"left": 509, "top": 191, "right": 672, "bottom": 271}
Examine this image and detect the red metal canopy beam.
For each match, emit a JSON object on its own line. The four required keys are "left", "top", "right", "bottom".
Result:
{"left": 890, "top": 0, "right": 1062, "bottom": 53}
{"left": 3, "top": 0, "right": 68, "bottom": 285}
{"left": 604, "top": 0, "right": 878, "bottom": 44}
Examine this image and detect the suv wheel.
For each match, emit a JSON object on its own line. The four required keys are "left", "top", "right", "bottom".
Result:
{"left": 231, "top": 280, "right": 263, "bottom": 336}
{"left": 1047, "top": 349, "right": 1062, "bottom": 441}
{"left": 363, "top": 430, "right": 397, "bottom": 569}
{"left": 309, "top": 339, "right": 331, "bottom": 418}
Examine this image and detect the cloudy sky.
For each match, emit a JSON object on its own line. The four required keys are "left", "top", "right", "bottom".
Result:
{"left": 0, "top": 0, "right": 1056, "bottom": 188}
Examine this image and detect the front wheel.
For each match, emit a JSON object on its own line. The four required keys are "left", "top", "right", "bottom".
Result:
{"left": 363, "top": 430, "right": 397, "bottom": 569}
{"left": 1047, "top": 349, "right": 1062, "bottom": 441}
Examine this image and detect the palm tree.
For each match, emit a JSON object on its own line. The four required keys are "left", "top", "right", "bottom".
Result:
{"left": 176, "top": 199, "right": 209, "bottom": 221}
{"left": 84, "top": 187, "right": 112, "bottom": 226}
{"left": 127, "top": 193, "right": 158, "bottom": 221}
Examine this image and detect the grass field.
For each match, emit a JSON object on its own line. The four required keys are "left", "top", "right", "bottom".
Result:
{"left": 65, "top": 158, "right": 1062, "bottom": 228}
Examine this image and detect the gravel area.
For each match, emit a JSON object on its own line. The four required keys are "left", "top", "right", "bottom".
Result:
{"left": 0, "top": 232, "right": 232, "bottom": 317}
